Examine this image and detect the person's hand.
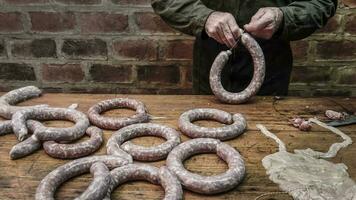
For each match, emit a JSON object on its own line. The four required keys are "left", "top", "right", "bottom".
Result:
{"left": 244, "top": 7, "right": 283, "bottom": 39}
{"left": 205, "top": 11, "right": 242, "bottom": 48}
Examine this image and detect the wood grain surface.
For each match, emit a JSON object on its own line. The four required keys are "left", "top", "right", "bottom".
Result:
{"left": 0, "top": 94, "right": 355, "bottom": 200}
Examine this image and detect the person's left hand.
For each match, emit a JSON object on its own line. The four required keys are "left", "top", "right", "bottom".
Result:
{"left": 244, "top": 7, "right": 283, "bottom": 39}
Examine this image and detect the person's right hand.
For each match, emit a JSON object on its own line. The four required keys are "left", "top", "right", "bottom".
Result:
{"left": 205, "top": 11, "right": 241, "bottom": 48}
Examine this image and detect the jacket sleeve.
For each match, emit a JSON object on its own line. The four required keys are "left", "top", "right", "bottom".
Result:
{"left": 278, "top": 0, "right": 337, "bottom": 41}
{"left": 151, "top": 0, "right": 214, "bottom": 37}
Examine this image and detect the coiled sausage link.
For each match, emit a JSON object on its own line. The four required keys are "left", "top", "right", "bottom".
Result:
{"left": 12, "top": 107, "right": 89, "bottom": 141}
{"left": 166, "top": 138, "right": 245, "bottom": 194}
{"left": 88, "top": 98, "right": 149, "bottom": 130}
{"left": 179, "top": 108, "right": 246, "bottom": 140}
{"left": 35, "top": 155, "right": 129, "bottom": 200}
{"left": 104, "top": 164, "right": 183, "bottom": 200}
{"left": 0, "top": 86, "right": 48, "bottom": 119}
{"left": 209, "top": 31, "right": 265, "bottom": 104}
{"left": 0, "top": 120, "right": 13, "bottom": 136}
{"left": 43, "top": 126, "right": 103, "bottom": 159}
{"left": 107, "top": 123, "right": 181, "bottom": 162}
{"left": 9, "top": 106, "right": 91, "bottom": 159}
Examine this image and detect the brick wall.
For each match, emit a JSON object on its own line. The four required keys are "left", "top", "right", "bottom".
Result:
{"left": 289, "top": 0, "right": 356, "bottom": 96}
{"left": 0, "top": 0, "right": 355, "bottom": 96}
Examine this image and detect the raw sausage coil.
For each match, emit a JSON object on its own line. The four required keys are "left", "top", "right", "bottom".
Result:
{"left": 9, "top": 134, "right": 41, "bottom": 159}
{"left": 0, "top": 86, "right": 47, "bottom": 119}
{"left": 0, "top": 120, "right": 13, "bottom": 136}
{"left": 107, "top": 123, "right": 181, "bottom": 162}
{"left": 9, "top": 106, "right": 90, "bottom": 159}
{"left": 76, "top": 162, "right": 112, "bottom": 200}
{"left": 12, "top": 107, "right": 90, "bottom": 141}
{"left": 209, "top": 31, "right": 265, "bottom": 104}
{"left": 179, "top": 108, "right": 246, "bottom": 140}
{"left": 104, "top": 164, "right": 183, "bottom": 200}
{"left": 35, "top": 155, "right": 129, "bottom": 200}
{"left": 43, "top": 126, "right": 103, "bottom": 159}
{"left": 166, "top": 138, "right": 245, "bottom": 194}
{"left": 88, "top": 98, "right": 149, "bottom": 130}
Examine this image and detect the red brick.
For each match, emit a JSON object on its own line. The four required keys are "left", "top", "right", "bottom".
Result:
{"left": 62, "top": 39, "right": 107, "bottom": 59}
{"left": 134, "top": 12, "right": 176, "bottom": 33}
{"left": 87, "top": 87, "right": 191, "bottom": 94}
{"left": 42, "top": 64, "right": 84, "bottom": 82}
{"left": 4, "top": 0, "right": 49, "bottom": 4}
{"left": 11, "top": 39, "right": 56, "bottom": 58}
{"left": 55, "top": 0, "right": 101, "bottom": 4}
{"left": 317, "top": 14, "right": 341, "bottom": 33}
{"left": 291, "top": 66, "right": 331, "bottom": 83}
{"left": 112, "top": 39, "right": 157, "bottom": 60}
{"left": 0, "top": 40, "right": 5, "bottom": 57}
{"left": 0, "top": 13, "right": 23, "bottom": 32}
{"left": 154, "top": 88, "right": 192, "bottom": 95}
{"left": 345, "top": 13, "right": 356, "bottom": 35}
{"left": 79, "top": 13, "right": 128, "bottom": 33}
{"left": 112, "top": 0, "right": 150, "bottom": 5}
{"left": 163, "top": 40, "right": 193, "bottom": 60}
{"left": 137, "top": 65, "right": 180, "bottom": 84}
{"left": 90, "top": 64, "right": 133, "bottom": 83}
{"left": 0, "top": 63, "right": 36, "bottom": 81}
{"left": 30, "top": 12, "right": 76, "bottom": 32}
{"left": 316, "top": 40, "right": 356, "bottom": 60}
{"left": 342, "top": 0, "right": 356, "bottom": 8}
{"left": 290, "top": 40, "right": 309, "bottom": 61}
{"left": 185, "top": 67, "right": 192, "bottom": 83}
{"left": 334, "top": 66, "right": 356, "bottom": 85}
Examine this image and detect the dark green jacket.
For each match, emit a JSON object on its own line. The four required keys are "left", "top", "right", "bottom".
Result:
{"left": 152, "top": 0, "right": 337, "bottom": 95}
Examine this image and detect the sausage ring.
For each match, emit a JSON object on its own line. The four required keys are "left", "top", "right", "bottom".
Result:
{"left": 88, "top": 98, "right": 149, "bottom": 130}
{"left": 9, "top": 106, "right": 90, "bottom": 159}
{"left": 35, "top": 155, "right": 129, "bottom": 200}
{"left": 77, "top": 162, "right": 112, "bottom": 200}
{"left": 43, "top": 126, "right": 103, "bottom": 159}
{"left": 209, "top": 31, "right": 266, "bottom": 104}
{"left": 9, "top": 134, "right": 42, "bottom": 160}
{"left": 104, "top": 164, "right": 183, "bottom": 200}
{"left": 10, "top": 126, "right": 103, "bottom": 160}
{"left": 11, "top": 107, "right": 90, "bottom": 141}
{"left": 107, "top": 123, "right": 181, "bottom": 162}
{"left": 0, "top": 120, "right": 13, "bottom": 136}
{"left": 0, "top": 86, "right": 48, "bottom": 119}
{"left": 178, "top": 108, "right": 246, "bottom": 140}
{"left": 166, "top": 138, "right": 245, "bottom": 194}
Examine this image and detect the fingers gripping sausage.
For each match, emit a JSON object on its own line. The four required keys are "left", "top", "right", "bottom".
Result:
{"left": 178, "top": 108, "right": 246, "bottom": 140}
{"left": 209, "top": 32, "right": 266, "bottom": 104}
{"left": 88, "top": 98, "right": 149, "bottom": 130}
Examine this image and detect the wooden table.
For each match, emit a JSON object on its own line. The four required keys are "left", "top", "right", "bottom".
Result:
{"left": 0, "top": 94, "right": 355, "bottom": 200}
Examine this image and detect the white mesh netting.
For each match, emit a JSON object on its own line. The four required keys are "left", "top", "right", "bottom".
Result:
{"left": 256, "top": 118, "right": 356, "bottom": 200}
